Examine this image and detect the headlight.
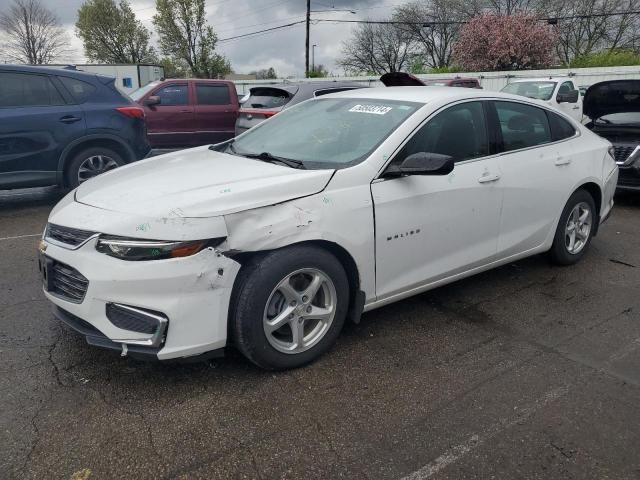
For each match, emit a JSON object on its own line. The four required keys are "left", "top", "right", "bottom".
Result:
{"left": 95, "top": 236, "right": 225, "bottom": 261}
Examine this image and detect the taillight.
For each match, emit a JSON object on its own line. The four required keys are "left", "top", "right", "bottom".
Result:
{"left": 240, "top": 109, "right": 277, "bottom": 119}
{"left": 116, "top": 106, "right": 145, "bottom": 119}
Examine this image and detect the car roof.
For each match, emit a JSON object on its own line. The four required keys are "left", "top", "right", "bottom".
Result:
{"left": 249, "top": 81, "right": 365, "bottom": 94}
{"left": 0, "top": 64, "right": 102, "bottom": 81}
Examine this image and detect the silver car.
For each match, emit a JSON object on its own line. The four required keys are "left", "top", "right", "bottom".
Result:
{"left": 235, "top": 81, "right": 366, "bottom": 135}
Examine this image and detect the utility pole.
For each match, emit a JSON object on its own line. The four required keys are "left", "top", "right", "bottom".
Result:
{"left": 305, "top": 0, "right": 310, "bottom": 78}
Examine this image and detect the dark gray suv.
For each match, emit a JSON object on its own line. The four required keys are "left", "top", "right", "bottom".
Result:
{"left": 235, "top": 81, "right": 366, "bottom": 136}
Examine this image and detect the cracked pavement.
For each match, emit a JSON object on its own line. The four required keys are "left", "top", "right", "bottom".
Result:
{"left": 1, "top": 187, "right": 640, "bottom": 479}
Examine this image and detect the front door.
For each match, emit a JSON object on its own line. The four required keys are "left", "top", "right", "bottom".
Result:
{"left": 372, "top": 101, "right": 503, "bottom": 301}
{"left": 556, "top": 80, "right": 582, "bottom": 121}
{"left": 144, "top": 82, "right": 195, "bottom": 148}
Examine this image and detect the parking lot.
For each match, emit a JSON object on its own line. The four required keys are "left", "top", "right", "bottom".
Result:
{"left": 1, "top": 187, "right": 640, "bottom": 479}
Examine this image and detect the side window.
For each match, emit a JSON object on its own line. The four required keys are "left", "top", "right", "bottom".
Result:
{"left": 547, "top": 111, "right": 577, "bottom": 141}
{"left": 558, "top": 81, "right": 574, "bottom": 95}
{"left": 196, "top": 84, "right": 230, "bottom": 105}
{"left": 0, "top": 72, "right": 65, "bottom": 107}
{"left": 495, "top": 101, "right": 552, "bottom": 152}
{"left": 155, "top": 84, "right": 188, "bottom": 106}
{"left": 58, "top": 76, "right": 96, "bottom": 103}
{"left": 396, "top": 101, "right": 489, "bottom": 163}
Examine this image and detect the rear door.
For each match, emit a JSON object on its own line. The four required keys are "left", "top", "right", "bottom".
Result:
{"left": 193, "top": 82, "right": 238, "bottom": 144}
{"left": 491, "top": 100, "right": 579, "bottom": 257}
{"left": 144, "top": 82, "right": 195, "bottom": 147}
{"left": 0, "top": 71, "right": 85, "bottom": 188}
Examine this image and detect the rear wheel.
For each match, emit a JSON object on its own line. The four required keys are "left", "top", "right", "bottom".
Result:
{"left": 549, "top": 189, "right": 596, "bottom": 265}
{"left": 231, "top": 245, "right": 349, "bottom": 370}
{"left": 65, "top": 147, "right": 124, "bottom": 188}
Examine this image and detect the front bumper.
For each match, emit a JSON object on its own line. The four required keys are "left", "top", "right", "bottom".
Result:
{"left": 41, "top": 236, "right": 241, "bottom": 360}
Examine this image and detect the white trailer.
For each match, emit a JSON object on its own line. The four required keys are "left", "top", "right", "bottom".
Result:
{"left": 50, "top": 64, "right": 165, "bottom": 95}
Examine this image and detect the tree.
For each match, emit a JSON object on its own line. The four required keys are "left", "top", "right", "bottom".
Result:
{"left": 76, "top": 0, "right": 155, "bottom": 64}
{"left": 158, "top": 57, "right": 188, "bottom": 78}
{"left": 308, "top": 64, "right": 329, "bottom": 78}
{"left": 453, "top": 14, "right": 556, "bottom": 71}
{"left": 338, "top": 21, "right": 413, "bottom": 74}
{"left": 393, "top": 0, "right": 461, "bottom": 69}
{"left": 153, "top": 0, "right": 231, "bottom": 78}
{"left": 249, "top": 67, "right": 277, "bottom": 79}
{"left": 539, "top": 0, "right": 640, "bottom": 64}
{"left": 0, "top": 0, "right": 69, "bottom": 64}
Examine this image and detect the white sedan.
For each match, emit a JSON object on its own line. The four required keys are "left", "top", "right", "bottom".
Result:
{"left": 40, "top": 87, "right": 618, "bottom": 370}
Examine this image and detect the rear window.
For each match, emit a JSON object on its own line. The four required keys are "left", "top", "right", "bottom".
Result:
{"left": 246, "top": 87, "right": 292, "bottom": 109}
{"left": 196, "top": 84, "right": 230, "bottom": 105}
{"left": 58, "top": 76, "right": 96, "bottom": 103}
{"left": 547, "top": 111, "right": 576, "bottom": 141}
{"left": 0, "top": 72, "right": 65, "bottom": 107}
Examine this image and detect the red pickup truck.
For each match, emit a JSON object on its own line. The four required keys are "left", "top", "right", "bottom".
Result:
{"left": 130, "top": 79, "right": 239, "bottom": 148}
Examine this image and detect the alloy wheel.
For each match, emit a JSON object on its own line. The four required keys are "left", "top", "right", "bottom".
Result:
{"left": 565, "top": 201, "right": 592, "bottom": 255}
{"left": 77, "top": 155, "right": 119, "bottom": 184}
{"left": 263, "top": 268, "right": 337, "bottom": 354}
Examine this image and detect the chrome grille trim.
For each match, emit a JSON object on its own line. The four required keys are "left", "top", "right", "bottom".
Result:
{"left": 45, "top": 223, "right": 98, "bottom": 249}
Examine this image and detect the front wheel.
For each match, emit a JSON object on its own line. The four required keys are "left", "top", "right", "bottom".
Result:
{"left": 549, "top": 189, "right": 596, "bottom": 265}
{"left": 231, "top": 245, "right": 350, "bottom": 370}
{"left": 65, "top": 147, "right": 125, "bottom": 188}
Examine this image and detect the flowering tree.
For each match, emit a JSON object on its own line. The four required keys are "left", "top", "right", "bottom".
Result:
{"left": 453, "top": 14, "right": 556, "bottom": 71}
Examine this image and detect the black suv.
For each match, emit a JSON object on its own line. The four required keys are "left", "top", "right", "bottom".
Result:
{"left": 0, "top": 65, "right": 150, "bottom": 189}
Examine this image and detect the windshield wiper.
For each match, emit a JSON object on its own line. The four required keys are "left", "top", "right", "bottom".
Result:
{"left": 242, "top": 151, "right": 305, "bottom": 169}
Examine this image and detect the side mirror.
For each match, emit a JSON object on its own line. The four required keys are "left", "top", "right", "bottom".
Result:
{"left": 557, "top": 90, "right": 579, "bottom": 103}
{"left": 145, "top": 95, "right": 161, "bottom": 106}
{"left": 386, "top": 152, "right": 454, "bottom": 177}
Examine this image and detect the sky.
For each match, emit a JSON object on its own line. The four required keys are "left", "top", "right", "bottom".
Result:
{"left": 0, "top": 0, "right": 405, "bottom": 77}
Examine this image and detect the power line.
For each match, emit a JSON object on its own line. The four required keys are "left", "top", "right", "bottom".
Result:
{"left": 218, "top": 20, "right": 306, "bottom": 42}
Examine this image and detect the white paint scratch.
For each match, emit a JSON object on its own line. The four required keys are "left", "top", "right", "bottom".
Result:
{"left": 400, "top": 385, "right": 569, "bottom": 480}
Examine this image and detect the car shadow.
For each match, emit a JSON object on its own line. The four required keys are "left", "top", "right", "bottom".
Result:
{"left": 0, "top": 186, "right": 66, "bottom": 211}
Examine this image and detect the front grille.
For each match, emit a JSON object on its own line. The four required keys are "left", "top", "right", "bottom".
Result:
{"left": 618, "top": 168, "right": 640, "bottom": 187}
{"left": 106, "top": 303, "right": 165, "bottom": 334}
{"left": 49, "top": 261, "right": 89, "bottom": 303}
{"left": 613, "top": 145, "right": 636, "bottom": 164}
{"left": 46, "top": 223, "right": 95, "bottom": 247}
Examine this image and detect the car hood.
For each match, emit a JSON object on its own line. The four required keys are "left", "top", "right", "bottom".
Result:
{"left": 74, "top": 146, "right": 334, "bottom": 218}
{"left": 584, "top": 80, "right": 640, "bottom": 119}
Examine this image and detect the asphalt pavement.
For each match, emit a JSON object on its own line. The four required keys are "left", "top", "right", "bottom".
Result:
{"left": 1, "top": 187, "right": 640, "bottom": 480}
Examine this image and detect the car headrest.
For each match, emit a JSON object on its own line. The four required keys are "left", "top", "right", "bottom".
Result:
{"left": 508, "top": 114, "right": 535, "bottom": 132}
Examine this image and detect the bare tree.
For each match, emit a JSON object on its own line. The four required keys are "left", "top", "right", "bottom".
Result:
{"left": 338, "top": 21, "right": 414, "bottom": 74}
{"left": 393, "top": 0, "right": 461, "bottom": 69}
{"left": 0, "top": 0, "right": 69, "bottom": 64}
{"left": 539, "top": 0, "right": 640, "bottom": 63}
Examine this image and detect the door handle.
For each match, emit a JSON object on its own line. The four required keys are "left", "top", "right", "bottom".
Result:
{"left": 554, "top": 157, "right": 571, "bottom": 166}
{"left": 478, "top": 173, "right": 501, "bottom": 183}
{"left": 572, "top": 106, "right": 580, "bottom": 110}
{"left": 59, "top": 115, "right": 81, "bottom": 124}
{"left": 179, "top": 110, "right": 191, "bottom": 113}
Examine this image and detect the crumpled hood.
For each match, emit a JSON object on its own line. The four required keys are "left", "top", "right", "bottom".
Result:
{"left": 584, "top": 80, "right": 640, "bottom": 119}
{"left": 75, "top": 146, "right": 334, "bottom": 218}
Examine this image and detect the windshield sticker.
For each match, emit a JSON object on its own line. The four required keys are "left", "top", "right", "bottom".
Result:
{"left": 349, "top": 104, "right": 392, "bottom": 115}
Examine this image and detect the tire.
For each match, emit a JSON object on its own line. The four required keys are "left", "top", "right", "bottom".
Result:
{"left": 549, "top": 189, "right": 597, "bottom": 265}
{"left": 231, "top": 245, "right": 350, "bottom": 370}
{"left": 65, "top": 146, "right": 125, "bottom": 188}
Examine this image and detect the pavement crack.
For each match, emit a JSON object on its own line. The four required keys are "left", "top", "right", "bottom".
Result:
{"left": 609, "top": 258, "right": 636, "bottom": 268}
{"left": 550, "top": 440, "right": 573, "bottom": 459}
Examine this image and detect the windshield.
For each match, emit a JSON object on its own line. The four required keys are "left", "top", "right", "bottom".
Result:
{"left": 231, "top": 98, "right": 422, "bottom": 168}
{"left": 129, "top": 80, "right": 161, "bottom": 101}
{"left": 502, "top": 81, "right": 557, "bottom": 101}
{"left": 595, "top": 112, "right": 640, "bottom": 125}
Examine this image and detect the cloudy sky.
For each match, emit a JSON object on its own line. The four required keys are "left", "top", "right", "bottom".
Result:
{"left": 0, "top": 0, "right": 403, "bottom": 76}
